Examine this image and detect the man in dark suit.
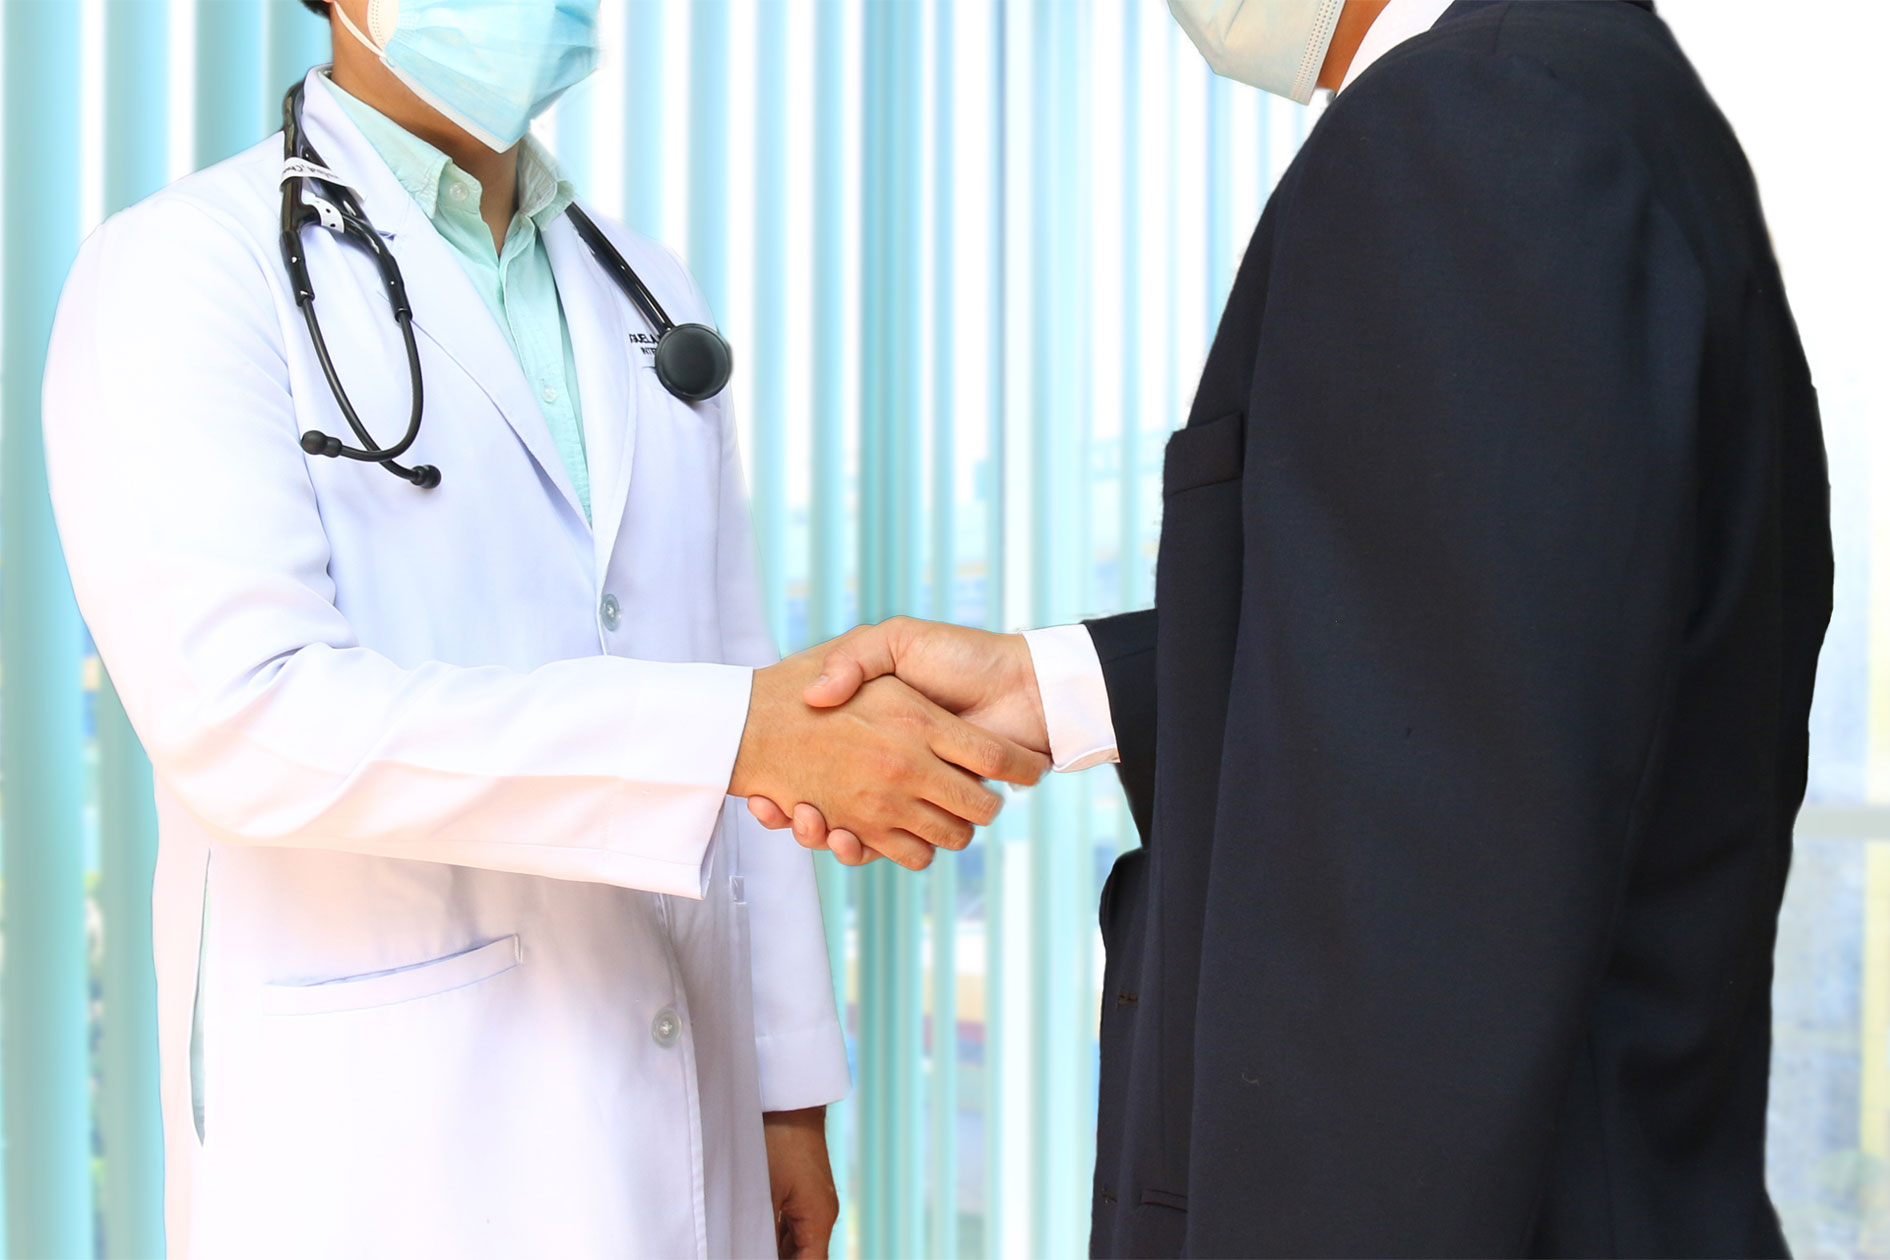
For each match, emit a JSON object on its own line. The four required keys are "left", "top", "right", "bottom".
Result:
{"left": 752, "top": 1, "right": 1833, "bottom": 1254}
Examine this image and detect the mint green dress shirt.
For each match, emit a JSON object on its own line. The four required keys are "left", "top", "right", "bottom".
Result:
{"left": 328, "top": 77, "right": 592, "bottom": 521}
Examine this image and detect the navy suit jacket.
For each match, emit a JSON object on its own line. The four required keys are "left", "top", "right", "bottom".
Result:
{"left": 1086, "top": 3, "right": 1832, "bottom": 1255}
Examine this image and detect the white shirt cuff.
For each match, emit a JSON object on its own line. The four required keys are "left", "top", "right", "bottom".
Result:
{"left": 1022, "top": 624, "right": 1119, "bottom": 773}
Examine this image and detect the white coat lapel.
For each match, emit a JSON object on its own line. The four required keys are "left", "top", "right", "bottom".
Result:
{"left": 543, "top": 214, "right": 635, "bottom": 571}
{"left": 297, "top": 74, "right": 587, "bottom": 525}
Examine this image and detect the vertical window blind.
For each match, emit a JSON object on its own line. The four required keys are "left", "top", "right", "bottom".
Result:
{"left": 0, "top": 2, "right": 1876, "bottom": 1256}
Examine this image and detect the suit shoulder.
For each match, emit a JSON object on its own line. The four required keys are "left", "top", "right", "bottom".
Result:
{"left": 1337, "top": 3, "right": 1707, "bottom": 133}
{"left": 1355, "top": 3, "right": 1744, "bottom": 193}
{"left": 1308, "top": 2, "right": 1755, "bottom": 248}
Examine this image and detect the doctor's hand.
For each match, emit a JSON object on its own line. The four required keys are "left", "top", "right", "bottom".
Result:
{"left": 730, "top": 644, "right": 1048, "bottom": 871}
{"left": 747, "top": 619, "right": 1048, "bottom": 864}
{"left": 764, "top": 1107, "right": 837, "bottom": 1258}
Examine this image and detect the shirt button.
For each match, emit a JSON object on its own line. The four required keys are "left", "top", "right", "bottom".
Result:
{"left": 541, "top": 385, "right": 559, "bottom": 403}
{"left": 599, "top": 593, "right": 621, "bottom": 631}
{"left": 447, "top": 182, "right": 469, "bottom": 202}
{"left": 651, "top": 1007, "right": 682, "bottom": 1048}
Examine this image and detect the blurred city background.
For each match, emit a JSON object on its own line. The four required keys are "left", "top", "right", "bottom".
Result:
{"left": 0, "top": 0, "right": 1883, "bottom": 1257}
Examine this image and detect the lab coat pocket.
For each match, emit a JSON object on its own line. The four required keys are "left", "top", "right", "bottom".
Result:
{"left": 215, "top": 932, "right": 535, "bottom": 1254}
{"left": 259, "top": 934, "right": 521, "bottom": 1017}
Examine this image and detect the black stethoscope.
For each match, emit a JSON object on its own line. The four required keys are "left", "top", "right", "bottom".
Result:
{"left": 277, "top": 81, "right": 733, "bottom": 490}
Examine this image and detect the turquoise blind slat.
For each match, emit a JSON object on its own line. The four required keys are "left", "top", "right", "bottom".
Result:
{"left": 687, "top": 0, "right": 728, "bottom": 319}
{"left": 809, "top": 0, "right": 848, "bottom": 647}
{"left": 99, "top": 8, "right": 175, "bottom": 1256}
{"left": 855, "top": 6, "right": 926, "bottom": 1254}
{"left": 1027, "top": 5, "right": 1093, "bottom": 1254}
{"left": 1206, "top": 72, "right": 1232, "bottom": 326}
{"left": 806, "top": 10, "right": 852, "bottom": 1244}
{"left": 2, "top": 3, "right": 92, "bottom": 1257}
{"left": 96, "top": 681, "right": 164, "bottom": 1260}
{"left": 108, "top": 0, "right": 175, "bottom": 212}
{"left": 984, "top": 6, "right": 1014, "bottom": 1254}
{"left": 927, "top": 5, "right": 961, "bottom": 1256}
{"left": 753, "top": 0, "right": 788, "bottom": 646}
{"left": 621, "top": 1, "right": 666, "bottom": 240}
{"left": 1119, "top": 0, "right": 1146, "bottom": 614}
{"left": 265, "top": 0, "right": 331, "bottom": 114}
{"left": 555, "top": 79, "right": 596, "bottom": 195}
{"left": 195, "top": 1, "right": 268, "bottom": 166}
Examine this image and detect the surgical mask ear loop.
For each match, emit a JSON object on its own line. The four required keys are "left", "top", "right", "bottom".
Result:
{"left": 327, "top": 0, "right": 388, "bottom": 59}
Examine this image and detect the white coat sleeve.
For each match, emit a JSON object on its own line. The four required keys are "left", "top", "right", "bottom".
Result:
{"left": 43, "top": 200, "right": 750, "bottom": 901}
{"left": 697, "top": 292, "right": 851, "bottom": 1114}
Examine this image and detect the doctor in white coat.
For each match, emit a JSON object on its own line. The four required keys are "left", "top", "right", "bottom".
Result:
{"left": 43, "top": 2, "right": 1044, "bottom": 1256}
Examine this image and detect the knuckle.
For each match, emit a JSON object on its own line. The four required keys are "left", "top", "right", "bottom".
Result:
{"left": 968, "top": 736, "right": 1007, "bottom": 776}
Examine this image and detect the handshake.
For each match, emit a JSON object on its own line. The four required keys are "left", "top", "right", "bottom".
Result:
{"left": 729, "top": 618, "right": 1046, "bottom": 869}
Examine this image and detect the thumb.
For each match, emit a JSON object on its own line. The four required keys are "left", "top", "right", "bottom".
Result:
{"left": 802, "top": 621, "right": 902, "bottom": 708}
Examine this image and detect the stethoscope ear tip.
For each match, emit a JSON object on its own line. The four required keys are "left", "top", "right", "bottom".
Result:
{"left": 301, "top": 430, "right": 344, "bottom": 458}
{"left": 410, "top": 465, "right": 442, "bottom": 489}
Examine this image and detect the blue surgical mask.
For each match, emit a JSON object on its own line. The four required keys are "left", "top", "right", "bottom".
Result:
{"left": 1166, "top": 0, "right": 1344, "bottom": 104}
{"left": 331, "top": 0, "right": 600, "bottom": 151}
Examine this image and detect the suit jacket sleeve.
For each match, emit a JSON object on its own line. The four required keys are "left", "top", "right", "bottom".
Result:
{"left": 1085, "top": 610, "right": 1157, "bottom": 842}
{"left": 1185, "top": 45, "right": 1708, "bottom": 1255}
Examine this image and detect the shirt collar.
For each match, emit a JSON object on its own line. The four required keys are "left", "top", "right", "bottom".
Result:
{"left": 1338, "top": 0, "right": 1459, "bottom": 92}
{"left": 320, "top": 71, "right": 574, "bottom": 231}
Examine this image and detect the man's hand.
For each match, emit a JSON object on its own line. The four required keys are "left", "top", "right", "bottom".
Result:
{"left": 731, "top": 641, "right": 1047, "bottom": 870}
{"left": 747, "top": 619, "right": 1048, "bottom": 864}
{"left": 806, "top": 618, "right": 1047, "bottom": 750}
{"left": 763, "top": 1107, "right": 837, "bottom": 1259}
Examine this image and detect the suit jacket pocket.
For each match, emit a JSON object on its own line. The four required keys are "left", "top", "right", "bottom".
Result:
{"left": 1163, "top": 410, "right": 1245, "bottom": 496}
{"left": 260, "top": 935, "right": 522, "bottom": 1017}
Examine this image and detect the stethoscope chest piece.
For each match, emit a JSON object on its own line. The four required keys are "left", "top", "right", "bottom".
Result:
{"left": 654, "top": 323, "right": 734, "bottom": 403}
{"left": 566, "top": 205, "right": 733, "bottom": 408}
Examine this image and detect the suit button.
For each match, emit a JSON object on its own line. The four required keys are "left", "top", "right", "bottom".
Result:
{"left": 600, "top": 593, "right": 621, "bottom": 631}
{"left": 652, "top": 1007, "right": 682, "bottom": 1048}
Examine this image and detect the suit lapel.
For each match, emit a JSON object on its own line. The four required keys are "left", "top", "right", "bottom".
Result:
{"left": 298, "top": 73, "right": 587, "bottom": 526}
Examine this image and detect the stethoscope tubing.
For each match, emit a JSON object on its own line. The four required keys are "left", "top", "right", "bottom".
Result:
{"left": 281, "top": 83, "right": 436, "bottom": 486}
{"left": 277, "top": 80, "right": 733, "bottom": 491}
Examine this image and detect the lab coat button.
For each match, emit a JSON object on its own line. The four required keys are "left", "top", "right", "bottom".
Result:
{"left": 600, "top": 593, "right": 621, "bottom": 631}
{"left": 652, "top": 1007, "right": 682, "bottom": 1048}
{"left": 541, "top": 385, "right": 558, "bottom": 403}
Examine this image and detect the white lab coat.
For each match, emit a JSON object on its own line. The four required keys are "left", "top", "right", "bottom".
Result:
{"left": 43, "top": 71, "right": 847, "bottom": 1260}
